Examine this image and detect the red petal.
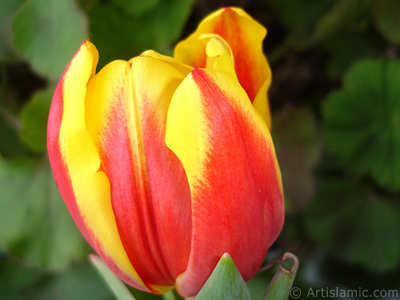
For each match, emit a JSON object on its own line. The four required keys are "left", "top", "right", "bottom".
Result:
{"left": 86, "top": 56, "right": 192, "bottom": 287}
{"left": 166, "top": 68, "right": 284, "bottom": 297}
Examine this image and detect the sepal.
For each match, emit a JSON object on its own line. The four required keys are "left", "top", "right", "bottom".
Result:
{"left": 195, "top": 253, "right": 252, "bottom": 300}
{"left": 262, "top": 253, "right": 299, "bottom": 300}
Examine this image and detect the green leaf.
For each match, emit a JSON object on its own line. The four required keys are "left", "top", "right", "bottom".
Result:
{"left": 20, "top": 88, "right": 53, "bottom": 152}
{"left": 111, "top": 0, "right": 160, "bottom": 16}
{"left": 263, "top": 253, "right": 299, "bottom": 300}
{"left": 322, "top": 59, "right": 400, "bottom": 190}
{"left": 272, "top": 105, "right": 321, "bottom": 213}
{"left": 246, "top": 268, "right": 276, "bottom": 300}
{"left": 89, "top": 0, "right": 195, "bottom": 68}
{"left": 0, "top": 106, "right": 29, "bottom": 158}
{"left": 0, "top": 256, "right": 42, "bottom": 300}
{"left": 373, "top": 0, "right": 400, "bottom": 45}
{"left": 196, "top": 253, "right": 251, "bottom": 300}
{"left": 196, "top": 253, "right": 252, "bottom": 300}
{"left": 12, "top": 0, "right": 88, "bottom": 80}
{"left": 322, "top": 31, "right": 386, "bottom": 79}
{"left": 263, "top": 0, "right": 334, "bottom": 46}
{"left": 25, "top": 263, "right": 113, "bottom": 300}
{"left": 90, "top": 255, "right": 136, "bottom": 300}
{"left": 305, "top": 177, "right": 400, "bottom": 272}
{"left": 0, "top": 156, "right": 90, "bottom": 270}
{"left": 0, "top": 0, "right": 25, "bottom": 62}
{"left": 313, "top": 0, "right": 372, "bottom": 41}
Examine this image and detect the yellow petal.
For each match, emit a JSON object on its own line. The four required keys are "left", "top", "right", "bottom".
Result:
{"left": 57, "top": 41, "right": 151, "bottom": 292}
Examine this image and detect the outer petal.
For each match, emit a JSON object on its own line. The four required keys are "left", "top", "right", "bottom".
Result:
{"left": 47, "top": 41, "right": 149, "bottom": 292}
{"left": 84, "top": 51, "right": 193, "bottom": 291}
{"left": 165, "top": 68, "right": 284, "bottom": 297}
{"left": 174, "top": 7, "right": 272, "bottom": 127}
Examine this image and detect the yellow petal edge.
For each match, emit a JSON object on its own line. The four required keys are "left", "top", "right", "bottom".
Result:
{"left": 58, "top": 41, "right": 152, "bottom": 291}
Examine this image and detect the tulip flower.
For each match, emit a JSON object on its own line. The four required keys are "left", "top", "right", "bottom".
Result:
{"left": 174, "top": 7, "right": 273, "bottom": 128}
{"left": 47, "top": 9, "right": 283, "bottom": 298}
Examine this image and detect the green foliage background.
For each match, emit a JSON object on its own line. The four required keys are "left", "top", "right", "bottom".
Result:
{"left": 0, "top": 0, "right": 399, "bottom": 299}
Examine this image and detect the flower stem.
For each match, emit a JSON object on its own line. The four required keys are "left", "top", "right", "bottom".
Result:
{"left": 162, "top": 291, "right": 177, "bottom": 300}
{"left": 89, "top": 254, "right": 136, "bottom": 300}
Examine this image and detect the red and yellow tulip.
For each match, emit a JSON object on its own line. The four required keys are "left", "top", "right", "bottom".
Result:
{"left": 174, "top": 7, "right": 272, "bottom": 128}
{"left": 47, "top": 7, "right": 283, "bottom": 298}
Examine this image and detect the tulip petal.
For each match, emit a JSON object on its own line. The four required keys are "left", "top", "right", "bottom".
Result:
{"left": 166, "top": 68, "right": 284, "bottom": 297}
{"left": 85, "top": 52, "right": 192, "bottom": 289}
{"left": 174, "top": 7, "right": 272, "bottom": 127}
{"left": 201, "top": 34, "right": 235, "bottom": 76}
{"left": 47, "top": 41, "right": 151, "bottom": 292}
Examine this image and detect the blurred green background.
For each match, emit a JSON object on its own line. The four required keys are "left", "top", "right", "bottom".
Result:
{"left": 0, "top": 0, "right": 399, "bottom": 299}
